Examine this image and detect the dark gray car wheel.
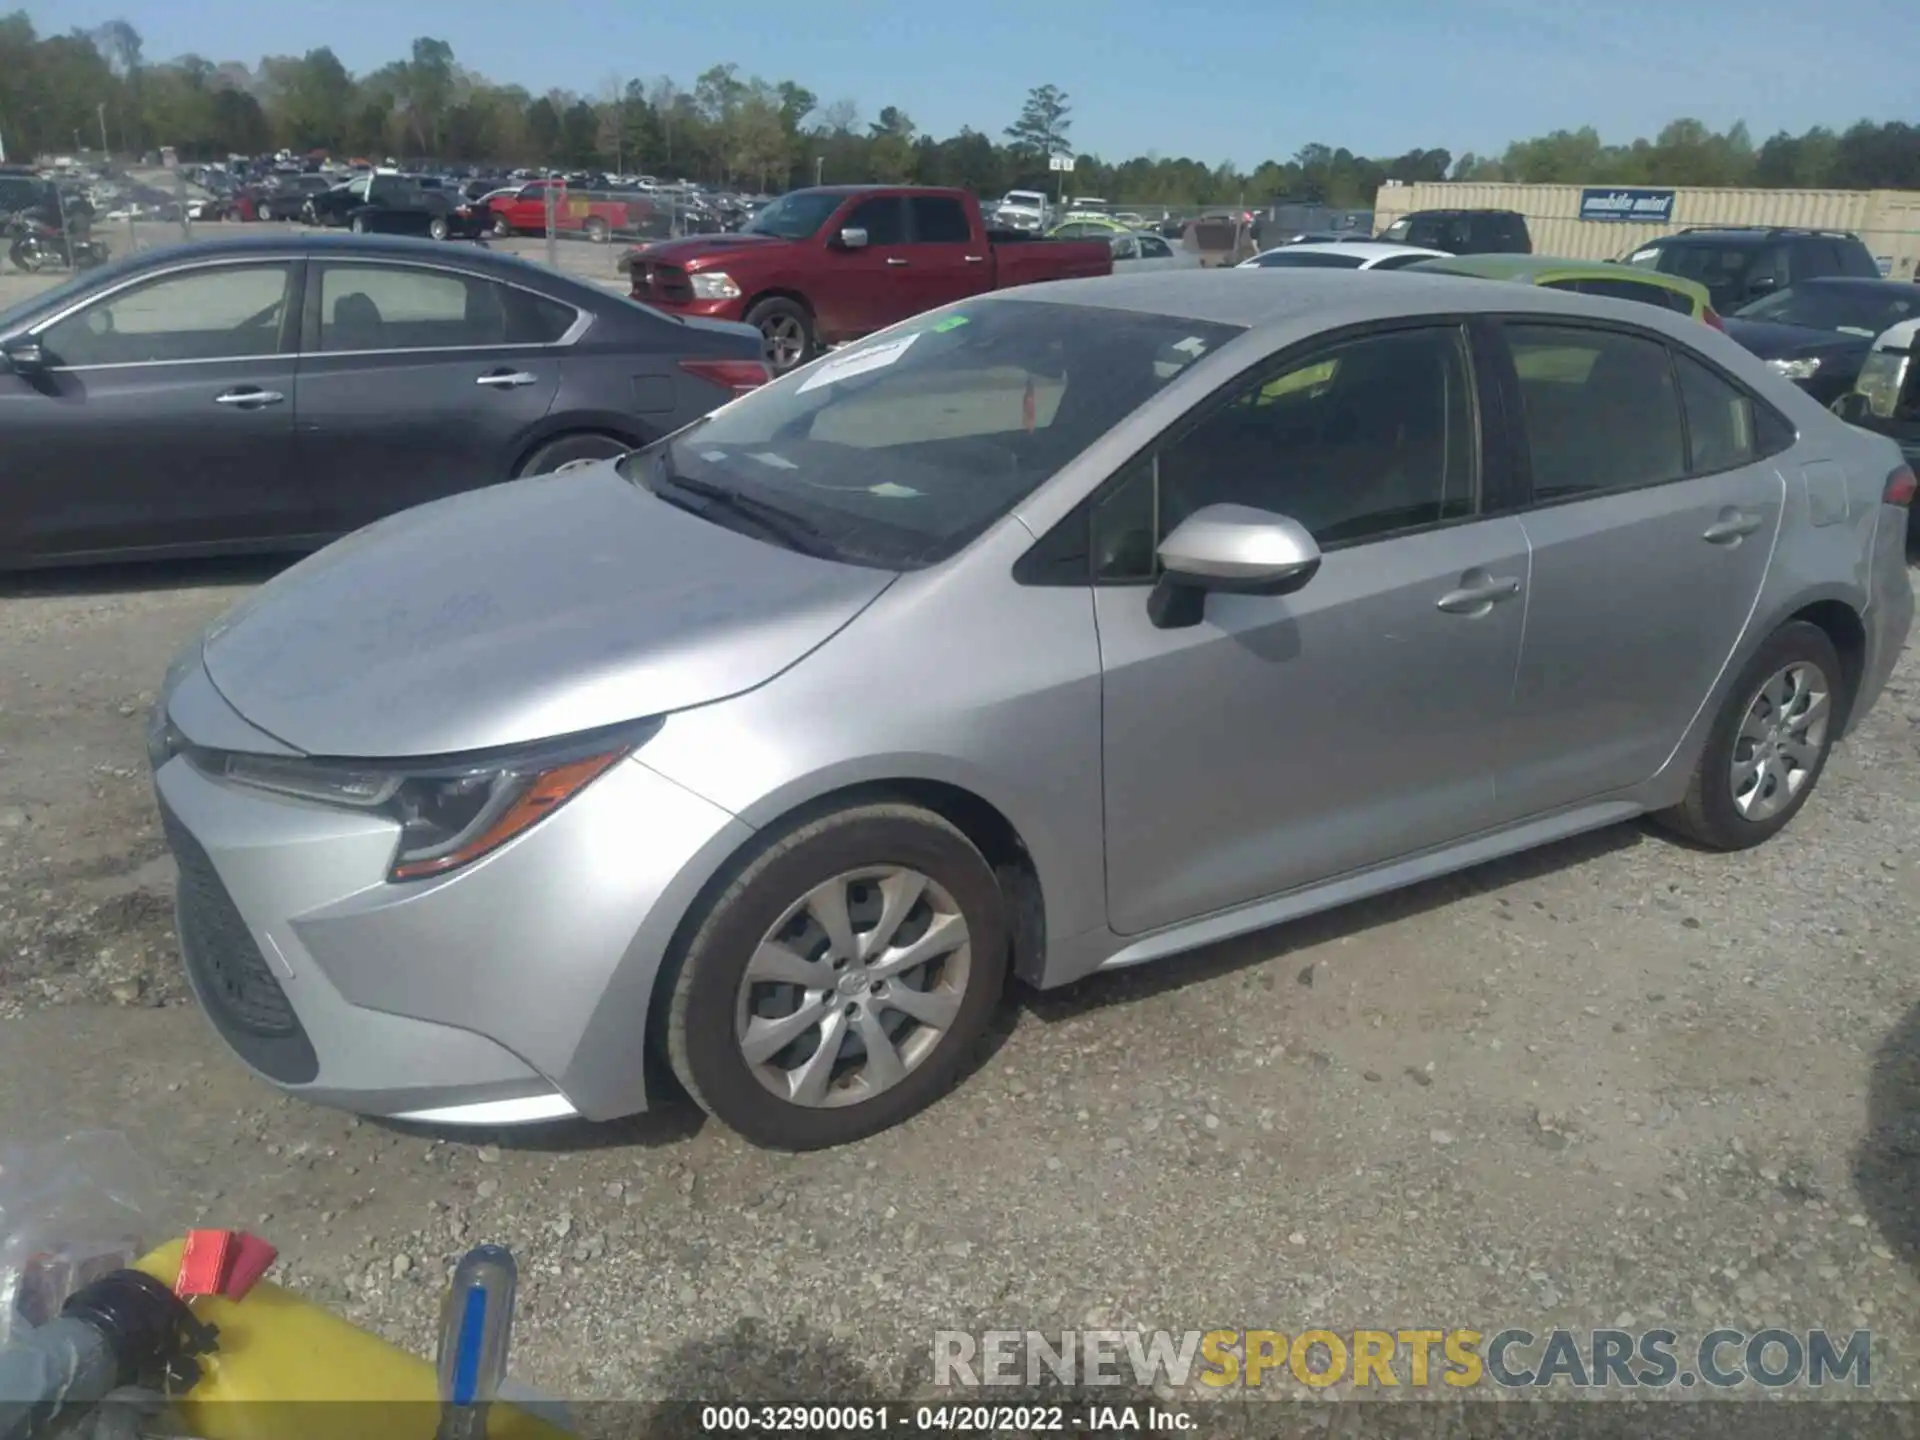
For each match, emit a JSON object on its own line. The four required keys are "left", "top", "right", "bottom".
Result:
{"left": 514, "top": 433, "right": 632, "bottom": 477}
{"left": 1655, "top": 620, "right": 1843, "bottom": 851}
{"left": 349, "top": 214, "right": 368, "bottom": 234}
{"left": 428, "top": 215, "right": 449, "bottom": 241}
{"left": 743, "top": 297, "right": 815, "bottom": 374}
{"left": 663, "top": 803, "right": 1009, "bottom": 1150}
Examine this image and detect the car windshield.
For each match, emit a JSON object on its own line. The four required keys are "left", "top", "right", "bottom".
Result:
{"left": 619, "top": 298, "right": 1242, "bottom": 570}
{"left": 740, "top": 191, "right": 845, "bottom": 239}
{"left": 1631, "top": 242, "right": 1749, "bottom": 289}
{"left": 1734, "top": 284, "right": 1920, "bottom": 339}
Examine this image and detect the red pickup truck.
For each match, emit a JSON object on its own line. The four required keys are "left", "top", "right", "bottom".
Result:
{"left": 620, "top": 186, "right": 1114, "bottom": 372}
{"left": 488, "top": 179, "right": 654, "bottom": 244}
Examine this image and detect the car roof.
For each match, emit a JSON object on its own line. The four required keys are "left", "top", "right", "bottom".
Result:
{"left": 1786, "top": 276, "right": 1916, "bottom": 294}
{"left": 1012, "top": 267, "right": 1716, "bottom": 334}
{"left": 1411, "top": 253, "right": 1710, "bottom": 304}
{"left": 30, "top": 234, "right": 592, "bottom": 294}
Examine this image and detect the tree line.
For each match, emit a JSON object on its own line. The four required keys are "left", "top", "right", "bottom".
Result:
{"left": 3, "top": 13, "right": 1917, "bottom": 207}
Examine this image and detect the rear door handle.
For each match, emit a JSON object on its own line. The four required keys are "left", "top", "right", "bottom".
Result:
{"left": 963, "top": 255, "right": 985, "bottom": 262}
{"left": 214, "top": 388, "right": 283, "bottom": 407}
{"left": 884, "top": 257, "right": 910, "bottom": 267}
{"left": 1702, "top": 509, "right": 1764, "bottom": 543}
{"left": 476, "top": 371, "right": 538, "bottom": 388}
{"left": 1435, "top": 574, "right": 1522, "bottom": 614}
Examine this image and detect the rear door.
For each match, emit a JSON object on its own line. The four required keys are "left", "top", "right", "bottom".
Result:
{"left": 901, "top": 194, "right": 992, "bottom": 310}
{"left": 293, "top": 258, "right": 572, "bottom": 532}
{"left": 0, "top": 257, "right": 309, "bottom": 562}
{"left": 1490, "top": 319, "right": 1788, "bottom": 816}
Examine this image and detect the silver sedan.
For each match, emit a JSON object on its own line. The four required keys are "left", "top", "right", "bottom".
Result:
{"left": 149, "top": 271, "right": 1915, "bottom": 1149}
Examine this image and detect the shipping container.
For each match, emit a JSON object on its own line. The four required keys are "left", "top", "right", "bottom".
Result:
{"left": 1371, "top": 181, "right": 1920, "bottom": 280}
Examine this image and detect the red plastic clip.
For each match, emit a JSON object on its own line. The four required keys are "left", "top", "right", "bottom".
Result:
{"left": 174, "top": 1229, "right": 236, "bottom": 1298}
{"left": 222, "top": 1233, "right": 278, "bottom": 1301}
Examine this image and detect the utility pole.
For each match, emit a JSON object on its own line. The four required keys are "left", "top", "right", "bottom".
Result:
{"left": 97, "top": 102, "right": 109, "bottom": 159}
{"left": 814, "top": 155, "right": 823, "bottom": 187}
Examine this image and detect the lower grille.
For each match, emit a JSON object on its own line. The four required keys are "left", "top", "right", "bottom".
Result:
{"left": 158, "top": 798, "right": 319, "bottom": 1084}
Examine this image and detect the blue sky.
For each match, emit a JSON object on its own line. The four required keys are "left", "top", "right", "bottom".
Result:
{"left": 29, "top": 0, "right": 1918, "bottom": 170}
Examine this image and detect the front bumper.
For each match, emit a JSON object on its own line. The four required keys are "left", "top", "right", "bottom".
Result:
{"left": 151, "top": 699, "right": 750, "bottom": 1124}
{"left": 630, "top": 294, "right": 744, "bottom": 324}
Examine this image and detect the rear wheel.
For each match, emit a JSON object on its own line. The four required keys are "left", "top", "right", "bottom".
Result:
{"left": 349, "top": 214, "right": 368, "bottom": 235}
{"left": 743, "top": 297, "right": 815, "bottom": 374}
{"left": 584, "top": 216, "right": 611, "bottom": 244}
{"left": 664, "top": 803, "right": 1009, "bottom": 1150}
{"left": 514, "top": 432, "right": 632, "bottom": 477}
{"left": 1654, "top": 621, "right": 1844, "bottom": 850}
{"left": 491, "top": 212, "right": 513, "bottom": 239}
{"left": 428, "top": 215, "right": 449, "bottom": 241}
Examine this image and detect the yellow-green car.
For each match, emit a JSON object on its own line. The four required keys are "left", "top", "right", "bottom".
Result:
{"left": 1403, "top": 253, "right": 1719, "bottom": 324}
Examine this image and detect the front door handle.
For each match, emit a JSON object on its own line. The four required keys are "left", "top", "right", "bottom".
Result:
{"left": 963, "top": 255, "right": 985, "bottom": 263}
{"left": 476, "top": 371, "right": 538, "bottom": 388}
{"left": 214, "top": 388, "right": 284, "bottom": 407}
{"left": 1435, "top": 574, "right": 1522, "bottom": 614}
{"left": 884, "top": 257, "right": 910, "bottom": 267}
{"left": 1702, "top": 509, "right": 1764, "bottom": 543}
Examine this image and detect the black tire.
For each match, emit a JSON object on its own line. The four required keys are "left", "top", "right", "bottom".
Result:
{"left": 258, "top": 202, "right": 275, "bottom": 222}
{"left": 1654, "top": 620, "right": 1845, "bottom": 851}
{"left": 514, "top": 432, "right": 632, "bottom": 477}
{"left": 428, "top": 215, "right": 449, "bottom": 241}
{"left": 584, "top": 216, "right": 610, "bottom": 244}
{"left": 743, "top": 296, "right": 816, "bottom": 374}
{"left": 9, "top": 238, "right": 42, "bottom": 274}
{"left": 349, "top": 214, "right": 368, "bottom": 235}
{"left": 491, "top": 212, "right": 513, "bottom": 239}
{"left": 664, "top": 803, "right": 1009, "bottom": 1150}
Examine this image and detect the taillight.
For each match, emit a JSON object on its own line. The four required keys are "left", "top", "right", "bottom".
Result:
{"left": 1885, "top": 464, "right": 1916, "bottom": 508}
{"left": 1704, "top": 308, "right": 1725, "bottom": 331}
{"left": 679, "top": 358, "right": 771, "bottom": 396}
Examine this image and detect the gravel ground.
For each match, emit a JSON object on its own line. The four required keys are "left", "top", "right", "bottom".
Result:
{"left": 0, "top": 550, "right": 1916, "bottom": 1409}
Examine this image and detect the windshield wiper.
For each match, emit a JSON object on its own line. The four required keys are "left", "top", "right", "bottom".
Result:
{"left": 649, "top": 458, "right": 833, "bottom": 557}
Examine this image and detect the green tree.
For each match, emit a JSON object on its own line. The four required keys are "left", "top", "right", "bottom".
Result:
{"left": 1004, "top": 83, "right": 1069, "bottom": 162}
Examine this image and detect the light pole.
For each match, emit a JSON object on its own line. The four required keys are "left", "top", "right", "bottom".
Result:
{"left": 814, "top": 155, "right": 823, "bottom": 186}
{"left": 97, "top": 102, "right": 109, "bottom": 159}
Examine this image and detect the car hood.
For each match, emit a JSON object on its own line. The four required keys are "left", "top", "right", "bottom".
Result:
{"left": 1721, "top": 318, "right": 1869, "bottom": 360}
{"left": 198, "top": 465, "right": 895, "bottom": 759}
{"left": 624, "top": 232, "right": 796, "bottom": 268}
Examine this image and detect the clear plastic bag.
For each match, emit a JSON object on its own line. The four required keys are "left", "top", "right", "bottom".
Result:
{"left": 0, "top": 1132, "right": 158, "bottom": 1349}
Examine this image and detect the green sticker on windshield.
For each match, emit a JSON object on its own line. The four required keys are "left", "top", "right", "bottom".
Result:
{"left": 929, "top": 315, "right": 970, "bottom": 333}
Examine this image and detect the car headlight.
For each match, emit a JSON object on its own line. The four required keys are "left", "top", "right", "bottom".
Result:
{"left": 1856, "top": 351, "right": 1909, "bottom": 420}
{"left": 690, "top": 271, "right": 741, "bottom": 300}
{"left": 1767, "top": 357, "right": 1823, "bottom": 381}
{"left": 192, "top": 722, "right": 656, "bottom": 882}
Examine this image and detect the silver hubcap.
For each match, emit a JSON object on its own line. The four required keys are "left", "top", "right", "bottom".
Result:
{"left": 760, "top": 316, "right": 805, "bottom": 370}
{"left": 1731, "top": 661, "right": 1830, "bottom": 822}
{"left": 735, "top": 866, "right": 971, "bottom": 1108}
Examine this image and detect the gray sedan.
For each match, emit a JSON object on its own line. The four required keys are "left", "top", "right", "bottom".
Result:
{"left": 148, "top": 271, "right": 1914, "bottom": 1149}
{"left": 0, "top": 234, "right": 766, "bottom": 569}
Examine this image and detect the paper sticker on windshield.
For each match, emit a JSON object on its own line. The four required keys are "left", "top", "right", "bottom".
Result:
{"left": 795, "top": 333, "right": 919, "bottom": 394}
{"left": 1171, "top": 336, "right": 1210, "bottom": 356}
{"left": 929, "top": 315, "right": 970, "bottom": 333}
{"left": 748, "top": 451, "right": 798, "bottom": 470}
{"left": 699, "top": 450, "right": 727, "bottom": 463}
{"left": 1628, "top": 248, "right": 1658, "bottom": 263}
{"left": 869, "top": 482, "right": 920, "bottom": 498}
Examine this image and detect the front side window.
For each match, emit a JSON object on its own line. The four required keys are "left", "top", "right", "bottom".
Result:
{"left": 317, "top": 264, "right": 573, "bottom": 352}
{"left": 844, "top": 197, "right": 906, "bottom": 246}
{"left": 1092, "top": 325, "right": 1478, "bottom": 576}
{"left": 1507, "top": 324, "right": 1686, "bottom": 501}
{"left": 37, "top": 264, "right": 292, "bottom": 367}
{"left": 626, "top": 298, "right": 1241, "bottom": 570}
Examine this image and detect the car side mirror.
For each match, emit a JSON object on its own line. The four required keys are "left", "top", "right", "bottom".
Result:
{"left": 1147, "top": 503, "right": 1323, "bottom": 630}
{"left": 2, "top": 337, "right": 46, "bottom": 374}
{"left": 1832, "top": 392, "right": 1871, "bottom": 425}
{"left": 1746, "top": 275, "right": 1780, "bottom": 298}
{"left": 836, "top": 226, "right": 869, "bottom": 250}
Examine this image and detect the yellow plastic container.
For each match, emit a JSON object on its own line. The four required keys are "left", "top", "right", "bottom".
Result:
{"left": 134, "top": 1240, "right": 573, "bottom": 1440}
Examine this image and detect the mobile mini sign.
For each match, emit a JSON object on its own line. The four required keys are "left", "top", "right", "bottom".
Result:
{"left": 1579, "top": 187, "right": 1678, "bottom": 223}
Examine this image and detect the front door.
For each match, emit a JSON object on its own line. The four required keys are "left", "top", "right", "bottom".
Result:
{"left": 0, "top": 258, "right": 308, "bottom": 562}
{"left": 1491, "top": 321, "right": 1785, "bottom": 815}
{"left": 1095, "top": 323, "right": 1527, "bottom": 935}
{"left": 293, "top": 259, "right": 567, "bottom": 534}
{"left": 810, "top": 195, "right": 910, "bottom": 342}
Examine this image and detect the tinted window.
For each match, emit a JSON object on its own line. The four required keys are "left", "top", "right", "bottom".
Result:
{"left": 844, "top": 196, "right": 906, "bottom": 246}
{"left": 318, "top": 265, "right": 574, "bottom": 351}
{"left": 1573, "top": 276, "right": 1695, "bottom": 312}
{"left": 1673, "top": 350, "right": 1759, "bottom": 473}
{"left": 909, "top": 196, "right": 971, "bottom": 244}
{"left": 1734, "top": 282, "right": 1920, "bottom": 338}
{"left": 1368, "top": 252, "right": 1435, "bottom": 271}
{"left": 1249, "top": 250, "right": 1367, "bottom": 269}
{"left": 1834, "top": 240, "right": 1883, "bottom": 278}
{"left": 38, "top": 264, "right": 292, "bottom": 367}
{"left": 1146, "top": 326, "right": 1478, "bottom": 552}
{"left": 636, "top": 299, "right": 1240, "bottom": 570}
{"left": 1140, "top": 235, "right": 1173, "bottom": 258}
{"left": 1508, "top": 325, "right": 1686, "bottom": 500}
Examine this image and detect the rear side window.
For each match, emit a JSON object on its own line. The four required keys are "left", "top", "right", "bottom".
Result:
{"left": 1672, "top": 350, "right": 1760, "bottom": 472}
{"left": 910, "top": 196, "right": 971, "bottom": 244}
{"left": 1792, "top": 239, "right": 1840, "bottom": 280}
{"left": 1834, "top": 240, "right": 1883, "bottom": 278}
{"left": 1506, "top": 324, "right": 1687, "bottom": 501}
{"left": 318, "top": 264, "right": 575, "bottom": 350}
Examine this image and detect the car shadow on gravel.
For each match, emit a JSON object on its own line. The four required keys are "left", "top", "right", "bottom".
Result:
{"left": 1019, "top": 820, "right": 1649, "bottom": 1024}
{"left": 0, "top": 553, "right": 295, "bottom": 597}
{"left": 1855, "top": 999, "right": 1920, "bottom": 1279}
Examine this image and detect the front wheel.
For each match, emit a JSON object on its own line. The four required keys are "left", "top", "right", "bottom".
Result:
{"left": 743, "top": 296, "right": 815, "bottom": 375}
{"left": 514, "top": 432, "right": 631, "bottom": 477}
{"left": 1654, "top": 620, "right": 1844, "bottom": 850}
{"left": 349, "top": 215, "right": 368, "bottom": 235}
{"left": 428, "top": 215, "right": 450, "bottom": 241}
{"left": 491, "top": 213, "right": 513, "bottom": 239}
{"left": 664, "top": 803, "right": 1009, "bottom": 1150}
{"left": 584, "top": 216, "right": 610, "bottom": 244}
{"left": 9, "top": 237, "right": 43, "bottom": 273}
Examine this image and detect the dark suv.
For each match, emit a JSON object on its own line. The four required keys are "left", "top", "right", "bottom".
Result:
{"left": 1377, "top": 208, "right": 1531, "bottom": 255}
{"left": 1620, "top": 227, "right": 1882, "bottom": 316}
